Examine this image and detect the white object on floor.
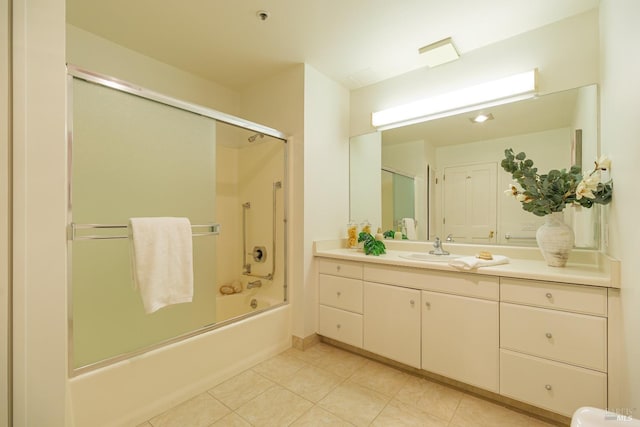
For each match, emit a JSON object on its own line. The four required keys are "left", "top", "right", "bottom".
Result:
{"left": 448, "top": 255, "right": 509, "bottom": 270}
{"left": 571, "top": 407, "right": 640, "bottom": 426}
{"left": 130, "top": 217, "right": 194, "bottom": 314}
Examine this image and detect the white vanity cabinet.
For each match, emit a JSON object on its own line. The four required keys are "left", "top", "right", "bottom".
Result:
{"left": 317, "top": 259, "right": 364, "bottom": 348}
{"left": 363, "top": 281, "right": 421, "bottom": 368}
{"left": 362, "top": 265, "right": 499, "bottom": 382}
{"left": 499, "top": 277, "right": 608, "bottom": 417}
{"left": 422, "top": 290, "right": 499, "bottom": 392}
{"left": 315, "top": 251, "right": 615, "bottom": 420}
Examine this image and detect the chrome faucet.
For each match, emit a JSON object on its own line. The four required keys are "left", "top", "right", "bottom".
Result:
{"left": 247, "top": 280, "right": 262, "bottom": 289}
{"left": 429, "top": 237, "right": 450, "bottom": 256}
{"left": 445, "top": 233, "right": 455, "bottom": 243}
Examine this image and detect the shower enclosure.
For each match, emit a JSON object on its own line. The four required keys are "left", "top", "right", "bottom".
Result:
{"left": 67, "top": 66, "right": 287, "bottom": 374}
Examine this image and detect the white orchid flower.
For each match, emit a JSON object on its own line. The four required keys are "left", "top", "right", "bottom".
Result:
{"left": 576, "top": 180, "right": 596, "bottom": 200}
{"left": 595, "top": 155, "right": 611, "bottom": 170}
{"left": 515, "top": 194, "right": 528, "bottom": 202}
{"left": 583, "top": 171, "right": 601, "bottom": 189}
{"left": 504, "top": 183, "right": 519, "bottom": 197}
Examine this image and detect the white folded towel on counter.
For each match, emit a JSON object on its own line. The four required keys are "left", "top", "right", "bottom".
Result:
{"left": 449, "top": 255, "right": 510, "bottom": 271}
{"left": 129, "top": 217, "right": 194, "bottom": 314}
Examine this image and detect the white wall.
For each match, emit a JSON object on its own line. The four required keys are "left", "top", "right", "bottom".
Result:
{"left": 12, "top": 0, "right": 68, "bottom": 425}
{"left": 67, "top": 25, "right": 239, "bottom": 115}
{"left": 600, "top": 0, "right": 640, "bottom": 414}
{"left": 350, "top": 9, "right": 599, "bottom": 137}
{"left": 350, "top": 132, "right": 382, "bottom": 230}
{"left": 301, "top": 65, "right": 350, "bottom": 339}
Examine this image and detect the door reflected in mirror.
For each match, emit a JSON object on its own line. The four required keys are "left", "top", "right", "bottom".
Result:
{"left": 350, "top": 84, "right": 600, "bottom": 249}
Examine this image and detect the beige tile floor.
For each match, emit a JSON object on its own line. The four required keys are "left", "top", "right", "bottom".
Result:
{"left": 137, "top": 343, "right": 558, "bottom": 427}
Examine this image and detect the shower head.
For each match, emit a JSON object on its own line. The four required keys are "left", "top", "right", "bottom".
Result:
{"left": 248, "top": 133, "right": 264, "bottom": 143}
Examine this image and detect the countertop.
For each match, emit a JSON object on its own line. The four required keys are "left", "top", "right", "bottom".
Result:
{"left": 313, "top": 239, "right": 620, "bottom": 288}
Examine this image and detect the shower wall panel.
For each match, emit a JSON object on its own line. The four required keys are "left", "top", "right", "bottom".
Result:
{"left": 70, "top": 78, "right": 217, "bottom": 369}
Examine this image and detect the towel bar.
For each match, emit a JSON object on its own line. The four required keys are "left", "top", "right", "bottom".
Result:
{"left": 68, "top": 222, "right": 221, "bottom": 241}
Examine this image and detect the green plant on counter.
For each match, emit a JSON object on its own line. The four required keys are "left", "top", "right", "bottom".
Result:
{"left": 358, "top": 231, "right": 386, "bottom": 256}
{"left": 383, "top": 230, "right": 408, "bottom": 239}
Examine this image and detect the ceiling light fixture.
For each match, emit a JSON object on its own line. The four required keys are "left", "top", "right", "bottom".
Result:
{"left": 371, "top": 69, "right": 537, "bottom": 130}
{"left": 418, "top": 37, "right": 460, "bottom": 67}
{"left": 470, "top": 113, "right": 494, "bottom": 123}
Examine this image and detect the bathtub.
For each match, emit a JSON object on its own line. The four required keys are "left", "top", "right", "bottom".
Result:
{"left": 69, "top": 299, "right": 291, "bottom": 426}
{"left": 216, "top": 289, "right": 280, "bottom": 322}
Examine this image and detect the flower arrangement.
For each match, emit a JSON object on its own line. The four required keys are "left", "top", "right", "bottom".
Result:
{"left": 501, "top": 148, "right": 613, "bottom": 217}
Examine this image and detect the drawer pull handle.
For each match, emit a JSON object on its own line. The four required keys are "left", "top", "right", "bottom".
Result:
{"left": 545, "top": 332, "right": 553, "bottom": 339}
{"left": 545, "top": 384, "right": 552, "bottom": 391}
{"left": 336, "top": 265, "right": 341, "bottom": 272}
{"left": 545, "top": 292, "right": 553, "bottom": 299}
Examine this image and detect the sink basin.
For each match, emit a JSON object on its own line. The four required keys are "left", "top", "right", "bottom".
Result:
{"left": 398, "top": 253, "right": 464, "bottom": 262}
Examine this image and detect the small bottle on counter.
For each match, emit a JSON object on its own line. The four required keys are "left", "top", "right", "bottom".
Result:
{"left": 347, "top": 220, "right": 358, "bottom": 248}
{"left": 360, "top": 219, "right": 371, "bottom": 235}
{"left": 375, "top": 227, "right": 384, "bottom": 241}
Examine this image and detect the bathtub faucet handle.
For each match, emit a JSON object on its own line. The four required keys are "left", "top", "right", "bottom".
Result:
{"left": 247, "top": 280, "right": 262, "bottom": 289}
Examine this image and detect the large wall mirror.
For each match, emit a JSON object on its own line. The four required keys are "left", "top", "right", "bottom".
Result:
{"left": 350, "top": 84, "right": 600, "bottom": 248}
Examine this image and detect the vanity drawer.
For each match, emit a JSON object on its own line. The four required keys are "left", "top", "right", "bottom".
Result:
{"left": 500, "top": 349, "right": 607, "bottom": 417}
{"left": 501, "top": 303, "right": 607, "bottom": 371}
{"left": 318, "top": 259, "right": 363, "bottom": 280}
{"left": 319, "top": 274, "right": 363, "bottom": 313}
{"left": 501, "top": 277, "right": 607, "bottom": 316}
{"left": 364, "top": 264, "right": 499, "bottom": 300}
{"left": 318, "top": 305, "right": 363, "bottom": 348}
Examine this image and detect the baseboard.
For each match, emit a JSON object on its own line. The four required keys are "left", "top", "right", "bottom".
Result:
{"left": 291, "top": 333, "right": 320, "bottom": 350}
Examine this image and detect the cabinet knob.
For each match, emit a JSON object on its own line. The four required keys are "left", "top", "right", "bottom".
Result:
{"left": 337, "top": 291, "right": 341, "bottom": 297}
{"left": 336, "top": 324, "right": 341, "bottom": 329}
{"left": 410, "top": 300, "right": 415, "bottom": 306}
{"left": 545, "top": 332, "right": 553, "bottom": 339}
{"left": 336, "top": 265, "right": 341, "bottom": 272}
{"left": 545, "top": 384, "right": 552, "bottom": 391}
{"left": 545, "top": 292, "right": 553, "bottom": 299}
{"left": 425, "top": 302, "right": 431, "bottom": 308}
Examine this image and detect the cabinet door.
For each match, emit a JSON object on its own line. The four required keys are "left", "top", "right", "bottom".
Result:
{"left": 422, "top": 290, "right": 499, "bottom": 392}
{"left": 363, "top": 282, "right": 421, "bottom": 368}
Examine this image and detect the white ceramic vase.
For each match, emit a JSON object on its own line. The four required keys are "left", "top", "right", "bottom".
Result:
{"left": 536, "top": 211, "right": 575, "bottom": 267}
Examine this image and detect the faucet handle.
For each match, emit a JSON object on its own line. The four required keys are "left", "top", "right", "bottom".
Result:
{"left": 446, "top": 234, "right": 454, "bottom": 242}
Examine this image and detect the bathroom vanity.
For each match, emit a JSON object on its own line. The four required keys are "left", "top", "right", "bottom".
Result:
{"left": 313, "top": 239, "right": 620, "bottom": 420}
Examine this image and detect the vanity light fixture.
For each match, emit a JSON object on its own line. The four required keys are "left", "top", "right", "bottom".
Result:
{"left": 470, "top": 113, "right": 494, "bottom": 123}
{"left": 418, "top": 37, "right": 460, "bottom": 67}
{"left": 371, "top": 69, "right": 537, "bottom": 130}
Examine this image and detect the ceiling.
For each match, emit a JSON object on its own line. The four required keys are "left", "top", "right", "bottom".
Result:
{"left": 66, "top": 0, "right": 599, "bottom": 91}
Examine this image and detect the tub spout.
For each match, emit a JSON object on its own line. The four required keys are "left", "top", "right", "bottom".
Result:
{"left": 247, "top": 280, "right": 262, "bottom": 289}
